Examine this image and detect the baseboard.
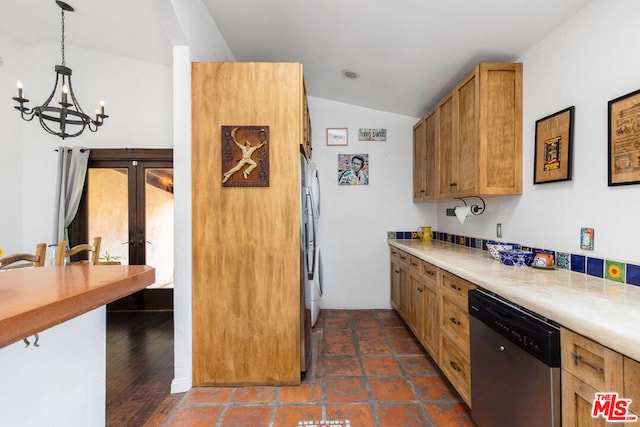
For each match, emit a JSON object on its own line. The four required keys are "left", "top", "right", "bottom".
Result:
{"left": 171, "top": 377, "right": 192, "bottom": 394}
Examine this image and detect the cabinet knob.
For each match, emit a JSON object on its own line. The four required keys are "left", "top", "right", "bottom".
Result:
{"left": 449, "top": 360, "right": 461, "bottom": 372}
{"left": 450, "top": 182, "right": 457, "bottom": 187}
{"left": 450, "top": 284, "right": 462, "bottom": 292}
{"left": 449, "top": 317, "right": 460, "bottom": 326}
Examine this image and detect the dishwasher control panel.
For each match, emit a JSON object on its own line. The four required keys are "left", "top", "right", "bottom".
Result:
{"left": 468, "top": 289, "right": 561, "bottom": 367}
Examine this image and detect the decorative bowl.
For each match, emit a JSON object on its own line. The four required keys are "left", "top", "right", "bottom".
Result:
{"left": 485, "top": 241, "right": 515, "bottom": 261}
{"left": 498, "top": 249, "right": 535, "bottom": 267}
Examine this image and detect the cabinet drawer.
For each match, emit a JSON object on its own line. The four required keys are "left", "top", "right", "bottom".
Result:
{"left": 390, "top": 247, "right": 400, "bottom": 261}
{"left": 398, "top": 250, "right": 410, "bottom": 266}
{"left": 441, "top": 272, "right": 476, "bottom": 307}
{"left": 441, "top": 337, "right": 471, "bottom": 407}
{"left": 561, "top": 328, "right": 623, "bottom": 392}
{"left": 441, "top": 297, "right": 470, "bottom": 361}
{"left": 408, "top": 255, "right": 421, "bottom": 273}
{"left": 420, "top": 260, "right": 438, "bottom": 286}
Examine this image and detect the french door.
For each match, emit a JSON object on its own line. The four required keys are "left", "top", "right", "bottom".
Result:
{"left": 71, "top": 149, "right": 173, "bottom": 307}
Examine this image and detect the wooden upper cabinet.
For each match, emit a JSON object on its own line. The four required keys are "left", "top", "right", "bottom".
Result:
{"left": 413, "top": 118, "right": 426, "bottom": 200}
{"left": 455, "top": 70, "right": 479, "bottom": 197}
{"left": 415, "top": 62, "right": 523, "bottom": 201}
{"left": 413, "top": 108, "right": 438, "bottom": 202}
{"left": 437, "top": 93, "right": 455, "bottom": 200}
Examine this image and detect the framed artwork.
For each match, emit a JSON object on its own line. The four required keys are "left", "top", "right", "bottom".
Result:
{"left": 608, "top": 88, "right": 640, "bottom": 186}
{"left": 358, "top": 128, "right": 387, "bottom": 141}
{"left": 326, "top": 128, "right": 348, "bottom": 146}
{"left": 221, "top": 126, "right": 269, "bottom": 187}
{"left": 533, "top": 106, "right": 574, "bottom": 184}
{"left": 338, "top": 154, "right": 369, "bottom": 185}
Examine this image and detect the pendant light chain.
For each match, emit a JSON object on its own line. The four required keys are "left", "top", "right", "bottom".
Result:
{"left": 60, "top": 8, "right": 66, "bottom": 66}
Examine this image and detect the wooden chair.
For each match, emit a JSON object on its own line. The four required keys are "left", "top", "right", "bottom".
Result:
{"left": 0, "top": 243, "right": 47, "bottom": 269}
{"left": 55, "top": 237, "right": 102, "bottom": 266}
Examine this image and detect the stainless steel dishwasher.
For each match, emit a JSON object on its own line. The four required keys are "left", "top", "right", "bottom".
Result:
{"left": 468, "top": 289, "right": 561, "bottom": 427}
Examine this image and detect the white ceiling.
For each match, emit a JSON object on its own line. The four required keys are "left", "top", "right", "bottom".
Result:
{"left": 0, "top": 0, "right": 595, "bottom": 118}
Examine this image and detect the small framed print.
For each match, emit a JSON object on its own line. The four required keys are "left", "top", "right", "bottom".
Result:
{"left": 358, "top": 128, "right": 387, "bottom": 141}
{"left": 534, "top": 106, "right": 574, "bottom": 184}
{"left": 608, "top": 88, "right": 640, "bottom": 186}
{"left": 326, "top": 128, "right": 348, "bottom": 146}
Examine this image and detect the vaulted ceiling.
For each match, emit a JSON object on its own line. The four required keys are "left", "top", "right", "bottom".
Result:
{"left": 0, "top": 0, "right": 595, "bottom": 117}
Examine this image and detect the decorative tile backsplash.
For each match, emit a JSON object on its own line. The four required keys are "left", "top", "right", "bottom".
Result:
{"left": 387, "top": 230, "right": 640, "bottom": 287}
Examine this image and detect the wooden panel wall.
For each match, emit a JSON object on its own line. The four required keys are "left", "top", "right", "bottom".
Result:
{"left": 191, "top": 62, "right": 302, "bottom": 385}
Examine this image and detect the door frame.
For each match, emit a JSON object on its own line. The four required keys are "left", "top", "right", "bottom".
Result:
{"left": 70, "top": 148, "right": 173, "bottom": 262}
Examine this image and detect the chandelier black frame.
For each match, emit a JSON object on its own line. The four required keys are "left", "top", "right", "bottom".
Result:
{"left": 12, "top": 1, "right": 108, "bottom": 139}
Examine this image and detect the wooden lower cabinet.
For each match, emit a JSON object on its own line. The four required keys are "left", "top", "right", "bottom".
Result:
{"left": 420, "top": 260, "right": 440, "bottom": 359}
{"left": 390, "top": 248, "right": 640, "bottom": 420}
{"left": 561, "top": 327, "right": 639, "bottom": 426}
{"left": 439, "top": 272, "right": 475, "bottom": 407}
{"left": 388, "top": 249, "right": 473, "bottom": 407}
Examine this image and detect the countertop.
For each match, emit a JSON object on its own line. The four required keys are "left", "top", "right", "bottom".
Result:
{"left": 0, "top": 265, "right": 155, "bottom": 348}
{"left": 389, "top": 239, "right": 640, "bottom": 361}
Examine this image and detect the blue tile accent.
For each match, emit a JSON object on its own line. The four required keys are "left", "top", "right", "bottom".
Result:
{"left": 557, "top": 252, "right": 570, "bottom": 270}
{"left": 627, "top": 264, "right": 640, "bottom": 287}
{"left": 391, "top": 230, "right": 639, "bottom": 286}
{"left": 587, "top": 257, "right": 604, "bottom": 278}
{"left": 571, "top": 254, "right": 586, "bottom": 273}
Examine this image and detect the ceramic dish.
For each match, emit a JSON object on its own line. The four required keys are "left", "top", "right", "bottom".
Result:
{"left": 485, "top": 242, "right": 514, "bottom": 261}
{"left": 498, "top": 249, "right": 535, "bottom": 267}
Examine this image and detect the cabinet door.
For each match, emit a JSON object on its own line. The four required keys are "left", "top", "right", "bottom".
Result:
{"left": 478, "top": 62, "right": 523, "bottom": 195}
{"left": 409, "top": 271, "right": 425, "bottom": 340}
{"left": 413, "top": 119, "right": 427, "bottom": 201}
{"left": 422, "top": 278, "right": 439, "bottom": 359}
{"left": 455, "top": 68, "right": 479, "bottom": 197}
{"left": 390, "top": 257, "right": 401, "bottom": 310}
{"left": 562, "top": 371, "right": 608, "bottom": 427}
{"left": 424, "top": 108, "right": 438, "bottom": 200}
{"left": 437, "top": 93, "right": 456, "bottom": 200}
{"left": 625, "top": 357, "right": 640, "bottom": 418}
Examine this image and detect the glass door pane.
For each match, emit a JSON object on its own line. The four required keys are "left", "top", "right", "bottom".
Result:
{"left": 144, "top": 168, "right": 174, "bottom": 289}
{"left": 88, "top": 168, "right": 129, "bottom": 265}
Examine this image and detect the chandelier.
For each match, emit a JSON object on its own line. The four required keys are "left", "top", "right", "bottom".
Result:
{"left": 12, "top": 1, "right": 108, "bottom": 139}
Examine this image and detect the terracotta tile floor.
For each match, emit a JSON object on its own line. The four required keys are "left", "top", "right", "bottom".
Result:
{"left": 162, "top": 309, "right": 475, "bottom": 426}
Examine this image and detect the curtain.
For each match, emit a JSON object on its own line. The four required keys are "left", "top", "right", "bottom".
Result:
{"left": 52, "top": 146, "right": 90, "bottom": 245}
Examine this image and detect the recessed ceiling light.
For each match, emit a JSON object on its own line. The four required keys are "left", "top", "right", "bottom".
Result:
{"left": 342, "top": 69, "right": 359, "bottom": 79}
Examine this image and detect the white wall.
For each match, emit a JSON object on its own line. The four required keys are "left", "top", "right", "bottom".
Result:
{"left": 0, "top": 35, "right": 25, "bottom": 255}
{"left": 309, "top": 97, "right": 436, "bottom": 308}
{"left": 436, "top": 0, "right": 640, "bottom": 265}
{"left": 0, "top": 40, "right": 172, "bottom": 252}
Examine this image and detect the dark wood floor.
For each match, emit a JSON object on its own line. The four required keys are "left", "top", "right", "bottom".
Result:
{"left": 106, "top": 310, "right": 180, "bottom": 426}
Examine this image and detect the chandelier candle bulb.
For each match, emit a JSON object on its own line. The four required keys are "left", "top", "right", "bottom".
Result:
{"left": 100, "top": 100, "right": 105, "bottom": 115}
{"left": 16, "top": 80, "right": 23, "bottom": 99}
{"left": 61, "top": 84, "right": 68, "bottom": 104}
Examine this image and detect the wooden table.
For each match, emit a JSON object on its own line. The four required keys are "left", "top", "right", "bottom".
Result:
{"left": 0, "top": 265, "right": 155, "bottom": 349}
